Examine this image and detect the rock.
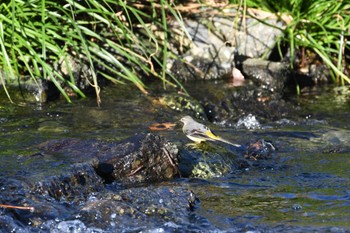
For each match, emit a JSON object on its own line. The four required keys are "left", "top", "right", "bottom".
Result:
{"left": 33, "top": 163, "right": 104, "bottom": 200}
{"left": 156, "top": 93, "right": 207, "bottom": 120}
{"left": 79, "top": 186, "right": 196, "bottom": 230}
{"left": 0, "top": 169, "right": 195, "bottom": 232}
{"left": 0, "top": 134, "right": 188, "bottom": 231}
{"left": 55, "top": 54, "right": 94, "bottom": 92}
{"left": 170, "top": 18, "right": 235, "bottom": 80}
{"left": 35, "top": 133, "right": 179, "bottom": 189}
{"left": 227, "top": 86, "right": 295, "bottom": 122}
{"left": 0, "top": 75, "right": 52, "bottom": 103}
{"left": 242, "top": 58, "right": 289, "bottom": 93}
{"left": 178, "top": 141, "right": 240, "bottom": 178}
{"left": 168, "top": 8, "right": 285, "bottom": 80}
{"left": 93, "top": 133, "right": 180, "bottom": 184}
{"left": 244, "top": 139, "right": 276, "bottom": 160}
{"left": 216, "top": 16, "right": 284, "bottom": 58}
{"left": 178, "top": 139, "right": 281, "bottom": 178}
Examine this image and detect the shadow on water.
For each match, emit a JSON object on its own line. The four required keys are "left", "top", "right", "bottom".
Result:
{"left": 1, "top": 84, "right": 350, "bottom": 232}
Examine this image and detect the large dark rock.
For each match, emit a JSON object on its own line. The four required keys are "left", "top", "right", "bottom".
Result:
{"left": 92, "top": 133, "right": 180, "bottom": 184}
{"left": 32, "top": 134, "right": 178, "bottom": 199}
{"left": 0, "top": 133, "right": 183, "bottom": 231}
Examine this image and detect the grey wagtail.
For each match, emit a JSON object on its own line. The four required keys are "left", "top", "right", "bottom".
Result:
{"left": 180, "top": 115, "right": 240, "bottom": 147}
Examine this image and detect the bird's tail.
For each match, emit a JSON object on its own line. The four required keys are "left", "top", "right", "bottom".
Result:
{"left": 217, "top": 137, "right": 241, "bottom": 147}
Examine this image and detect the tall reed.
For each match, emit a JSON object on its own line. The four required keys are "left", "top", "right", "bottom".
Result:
{"left": 0, "top": 0, "right": 185, "bottom": 104}
{"left": 231, "top": 0, "right": 350, "bottom": 85}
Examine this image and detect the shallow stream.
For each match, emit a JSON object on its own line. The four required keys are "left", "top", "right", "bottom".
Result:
{"left": 1, "top": 83, "right": 350, "bottom": 232}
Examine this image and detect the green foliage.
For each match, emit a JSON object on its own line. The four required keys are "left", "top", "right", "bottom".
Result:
{"left": 230, "top": 0, "right": 350, "bottom": 84}
{"left": 0, "top": 0, "right": 183, "bottom": 104}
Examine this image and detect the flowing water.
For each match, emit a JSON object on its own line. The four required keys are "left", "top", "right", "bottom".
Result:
{"left": 1, "top": 83, "right": 350, "bottom": 232}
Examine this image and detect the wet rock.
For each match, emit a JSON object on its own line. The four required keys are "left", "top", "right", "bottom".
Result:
{"left": 0, "top": 178, "right": 198, "bottom": 232}
{"left": 178, "top": 140, "right": 281, "bottom": 178}
{"left": 79, "top": 186, "right": 196, "bottom": 231}
{"left": 177, "top": 82, "right": 296, "bottom": 125}
{"left": 244, "top": 139, "right": 276, "bottom": 161}
{"left": 156, "top": 93, "right": 207, "bottom": 120}
{"left": 229, "top": 87, "right": 296, "bottom": 122}
{"left": 178, "top": 143, "right": 240, "bottom": 178}
{"left": 36, "top": 133, "right": 179, "bottom": 187}
{"left": 0, "top": 177, "right": 73, "bottom": 229}
{"left": 242, "top": 58, "right": 289, "bottom": 93}
{"left": 0, "top": 134, "right": 183, "bottom": 231}
{"left": 33, "top": 163, "right": 104, "bottom": 200}
{"left": 93, "top": 133, "right": 179, "bottom": 184}
{"left": 166, "top": 58, "right": 294, "bottom": 124}
{"left": 0, "top": 75, "right": 52, "bottom": 103}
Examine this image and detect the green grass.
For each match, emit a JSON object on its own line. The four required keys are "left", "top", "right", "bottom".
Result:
{"left": 0, "top": 0, "right": 185, "bottom": 105}
{"left": 2, "top": 0, "right": 349, "bottom": 104}
{"left": 230, "top": 0, "right": 350, "bottom": 85}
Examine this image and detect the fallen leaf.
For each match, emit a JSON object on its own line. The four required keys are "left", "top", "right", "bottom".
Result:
{"left": 149, "top": 122, "right": 176, "bottom": 131}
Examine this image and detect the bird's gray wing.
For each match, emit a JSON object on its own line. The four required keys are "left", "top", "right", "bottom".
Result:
{"left": 185, "top": 124, "right": 216, "bottom": 141}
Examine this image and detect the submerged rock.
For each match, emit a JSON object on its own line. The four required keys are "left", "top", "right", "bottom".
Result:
{"left": 244, "top": 139, "right": 276, "bottom": 161}
{"left": 0, "top": 133, "right": 185, "bottom": 231}
{"left": 0, "top": 174, "right": 198, "bottom": 232}
{"left": 78, "top": 185, "right": 197, "bottom": 231}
